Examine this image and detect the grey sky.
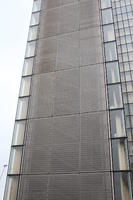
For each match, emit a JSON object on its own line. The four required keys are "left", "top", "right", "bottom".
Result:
{"left": 0, "top": 0, "right": 33, "bottom": 198}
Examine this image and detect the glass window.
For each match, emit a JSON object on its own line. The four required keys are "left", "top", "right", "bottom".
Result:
{"left": 103, "top": 24, "right": 115, "bottom": 42}
{"left": 30, "top": 12, "right": 39, "bottom": 26}
{"left": 110, "top": 110, "right": 126, "bottom": 138}
{"left": 101, "top": 0, "right": 111, "bottom": 9}
{"left": 105, "top": 42, "right": 117, "bottom": 61}
{"left": 126, "top": 82, "right": 133, "bottom": 92}
{"left": 16, "top": 97, "right": 29, "bottom": 120}
{"left": 128, "top": 93, "right": 133, "bottom": 103}
{"left": 130, "top": 156, "right": 133, "bottom": 170}
{"left": 19, "top": 77, "right": 31, "bottom": 97}
{"left": 12, "top": 121, "right": 26, "bottom": 146}
{"left": 108, "top": 84, "right": 123, "bottom": 109}
{"left": 114, "top": 172, "right": 132, "bottom": 200}
{"left": 25, "top": 41, "right": 36, "bottom": 57}
{"left": 112, "top": 138, "right": 129, "bottom": 170}
{"left": 129, "top": 142, "right": 133, "bottom": 155}
{"left": 106, "top": 62, "right": 120, "bottom": 83}
{"left": 102, "top": 8, "right": 113, "bottom": 25}
{"left": 32, "top": 0, "right": 41, "bottom": 12}
{"left": 23, "top": 58, "right": 34, "bottom": 76}
{"left": 4, "top": 176, "right": 19, "bottom": 200}
{"left": 28, "top": 26, "right": 38, "bottom": 41}
{"left": 8, "top": 147, "right": 22, "bottom": 174}
{"left": 127, "top": 129, "right": 132, "bottom": 141}
{"left": 129, "top": 104, "right": 133, "bottom": 115}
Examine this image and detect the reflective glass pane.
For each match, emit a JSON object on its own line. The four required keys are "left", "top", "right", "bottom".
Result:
{"left": 102, "top": 8, "right": 113, "bottom": 25}
{"left": 28, "top": 26, "right": 38, "bottom": 41}
{"left": 4, "top": 177, "right": 18, "bottom": 200}
{"left": 101, "top": 0, "right": 111, "bottom": 9}
{"left": 105, "top": 42, "right": 117, "bottom": 61}
{"left": 112, "top": 138, "right": 129, "bottom": 170}
{"left": 16, "top": 97, "right": 29, "bottom": 120}
{"left": 23, "top": 58, "right": 34, "bottom": 76}
{"left": 114, "top": 172, "right": 132, "bottom": 200}
{"left": 33, "top": 0, "right": 41, "bottom": 12}
{"left": 25, "top": 41, "right": 36, "bottom": 57}
{"left": 19, "top": 77, "right": 31, "bottom": 97}
{"left": 130, "top": 156, "right": 133, "bottom": 170}
{"left": 129, "top": 142, "right": 133, "bottom": 155}
{"left": 110, "top": 110, "right": 126, "bottom": 137}
{"left": 128, "top": 93, "right": 133, "bottom": 103}
{"left": 129, "top": 104, "right": 133, "bottom": 115}
{"left": 30, "top": 12, "right": 39, "bottom": 26}
{"left": 106, "top": 62, "right": 120, "bottom": 83}
{"left": 12, "top": 121, "right": 25, "bottom": 145}
{"left": 103, "top": 24, "right": 115, "bottom": 42}
{"left": 108, "top": 84, "right": 123, "bottom": 109}
{"left": 8, "top": 147, "right": 22, "bottom": 174}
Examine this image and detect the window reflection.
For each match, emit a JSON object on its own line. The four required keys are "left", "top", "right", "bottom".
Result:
{"left": 23, "top": 58, "right": 34, "bottom": 76}
{"left": 106, "top": 62, "right": 120, "bottom": 83}
{"left": 12, "top": 121, "right": 25, "bottom": 146}
{"left": 108, "top": 84, "right": 123, "bottom": 109}
{"left": 8, "top": 147, "right": 22, "bottom": 174}
{"left": 16, "top": 97, "right": 29, "bottom": 120}
{"left": 30, "top": 12, "right": 39, "bottom": 26}
{"left": 19, "top": 77, "right": 31, "bottom": 97}
{"left": 25, "top": 41, "right": 36, "bottom": 57}
{"left": 101, "top": 0, "right": 111, "bottom": 9}
{"left": 128, "top": 93, "right": 133, "bottom": 103}
{"left": 28, "top": 26, "right": 38, "bottom": 41}
{"left": 110, "top": 110, "right": 126, "bottom": 138}
{"left": 4, "top": 177, "right": 19, "bottom": 200}
{"left": 103, "top": 24, "right": 115, "bottom": 42}
{"left": 33, "top": 0, "right": 41, "bottom": 12}
{"left": 114, "top": 172, "right": 132, "bottom": 200}
{"left": 112, "top": 138, "right": 129, "bottom": 170}
{"left": 105, "top": 42, "right": 117, "bottom": 61}
{"left": 102, "top": 8, "right": 113, "bottom": 25}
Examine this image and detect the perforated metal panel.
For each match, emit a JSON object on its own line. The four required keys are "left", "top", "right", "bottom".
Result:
{"left": 48, "top": 174, "right": 80, "bottom": 200}
{"left": 80, "top": 0, "right": 100, "bottom": 30}
{"left": 54, "top": 69, "right": 80, "bottom": 115}
{"left": 56, "top": 32, "right": 80, "bottom": 70}
{"left": 22, "top": 146, "right": 50, "bottom": 174}
{"left": 35, "top": 37, "right": 57, "bottom": 74}
{"left": 80, "top": 65, "right": 106, "bottom": 113}
{"left": 18, "top": 175, "right": 48, "bottom": 200}
{"left": 80, "top": 173, "right": 112, "bottom": 200}
{"left": 28, "top": 73, "right": 54, "bottom": 118}
{"left": 80, "top": 34, "right": 103, "bottom": 66}
{"left": 80, "top": 111, "right": 110, "bottom": 172}
{"left": 50, "top": 143, "right": 79, "bottom": 173}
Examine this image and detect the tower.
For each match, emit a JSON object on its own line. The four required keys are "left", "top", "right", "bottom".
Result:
{"left": 4, "top": 0, "right": 133, "bottom": 199}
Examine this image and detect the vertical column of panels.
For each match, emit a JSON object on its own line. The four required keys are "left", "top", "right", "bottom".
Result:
{"left": 17, "top": 1, "right": 112, "bottom": 200}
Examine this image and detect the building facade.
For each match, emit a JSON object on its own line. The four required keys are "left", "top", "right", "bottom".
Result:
{"left": 4, "top": 0, "right": 133, "bottom": 199}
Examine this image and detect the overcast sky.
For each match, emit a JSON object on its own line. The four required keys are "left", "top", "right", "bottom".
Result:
{"left": 0, "top": 0, "right": 33, "bottom": 198}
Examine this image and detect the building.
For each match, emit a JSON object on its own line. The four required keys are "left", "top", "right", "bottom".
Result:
{"left": 3, "top": 0, "right": 133, "bottom": 199}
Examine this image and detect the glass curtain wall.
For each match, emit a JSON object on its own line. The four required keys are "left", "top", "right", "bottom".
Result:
{"left": 3, "top": 1, "right": 41, "bottom": 200}
{"left": 101, "top": 0, "right": 133, "bottom": 199}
